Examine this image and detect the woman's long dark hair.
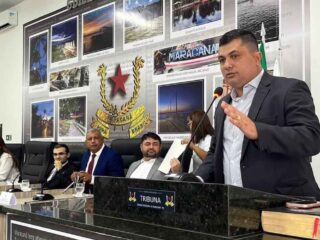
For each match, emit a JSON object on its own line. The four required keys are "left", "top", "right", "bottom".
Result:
{"left": 189, "top": 110, "right": 214, "bottom": 144}
{"left": 0, "top": 136, "right": 18, "bottom": 169}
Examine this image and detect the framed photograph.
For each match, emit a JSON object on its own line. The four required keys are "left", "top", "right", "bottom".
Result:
{"left": 49, "top": 65, "right": 89, "bottom": 96}
{"left": 170, "top": 0, "right": 223, "bottom": 39}
{"left": 51, "top": 16, "right": 78, "bottom": 68}
{"left": 153, "top": 36, "right": 220, "bottom": 81}
{"left": 236, "top": 0, "right": 279, "bottom": 42}
{"left": 58, "top": 95, "right": 87, "bottom": 142}
{"left": 29, "top": 31, "right": 48, "bottom": 92}
{"left": 30, "top": 99, "right": 55, "bottom": 141}
{"left": 123, "top": 0, "right": 165, "bottom": 50}
{"left": 157, "top": 78, "right": 205, "bottom": 140}
{"left": 236, "top": 0, "right": 280, "bottom": 70}
{"left": 82, "top": 3, "right": 115, "bottom": 59}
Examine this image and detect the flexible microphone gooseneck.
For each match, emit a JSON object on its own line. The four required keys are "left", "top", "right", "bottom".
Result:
{"left": 7, "top": 174, "right": 22, "bottom": 192}
{"left": 180, "top": 86, "right": 224, "bottom": 173}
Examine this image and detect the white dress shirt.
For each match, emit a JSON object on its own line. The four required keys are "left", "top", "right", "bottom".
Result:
{"left": 86, "top": 145, "right": 105, "bottom": 184}
{"left": 130, "top": 158, "right": 156, "bottom": 179}
{"left": 189, "top": 134, "right": 212, "bottom": 173}
{"left": 223, "top": 70, "right": 263, "bottom": 187}
{"left": 0, "top": 152, "right": 19, "bottom": 182}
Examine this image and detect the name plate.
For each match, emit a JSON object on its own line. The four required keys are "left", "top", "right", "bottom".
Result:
{"left": 128, "top": 187, "right": 175, "bottom": 212}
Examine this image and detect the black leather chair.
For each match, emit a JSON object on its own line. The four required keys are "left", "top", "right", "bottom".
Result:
{"left": 6, "top": 143, "right": 25, "bottom": 173}
{"left": 160, "top": 141, "right": 173, "bottom": 158}
{"left": 111, "top": 138, "right": 142, "bottom": 173}
{"left": 21, "top": 141, "right": 56, "bottom": 184}
{"left": 67, "top": 143, "right": 87, "bottom": 171}
{"left": 110, "top": 138, "right": 172, "bottom": 174}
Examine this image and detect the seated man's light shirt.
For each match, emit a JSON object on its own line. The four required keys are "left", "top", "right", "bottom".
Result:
{"left": 130, "top": 158, "right": 156, "bottom": 179}
{"left": 86, "top": 144, "right": 105, "bottom": 184}
{"left": 223, "top": 70, "right": 263, "bottom": 187}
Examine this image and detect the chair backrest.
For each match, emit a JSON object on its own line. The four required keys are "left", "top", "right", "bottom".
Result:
{"left": 67, "top": 143, "right": 87, "bottom": 171}
{"left": 160, "top": 141, "right": 172, "bottom": 158}
{"left": 6, "top": 143, "right": 25, "bottom": 172}
{"left": 21, "top": 141, "right": 56, "bottom": 184}
{"left": 110, "top": 138, "right": 172, "bottom": 174}
{"left": 111, "top": 138, "right": 142, "bottom": 173}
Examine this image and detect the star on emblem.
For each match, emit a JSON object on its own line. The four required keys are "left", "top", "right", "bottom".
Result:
{"left": 110, "top": 65, "right": 129, "bottom": 94}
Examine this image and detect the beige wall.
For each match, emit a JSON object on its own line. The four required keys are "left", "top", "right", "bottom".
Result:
{"left": 0, "top": 0, "right": 319, "bottom": 183}
{"left": 0, "top": 0, "right": 65, "bottom": 143}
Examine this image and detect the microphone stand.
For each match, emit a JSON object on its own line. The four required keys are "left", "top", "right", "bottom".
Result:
{"left": 32, "top": 183, "right": 54, "bottom": 201}
{"left": 7, "top": 174, "right": 22, "bottom": 192}
{"left": 179, "top": 87, "right": 223, "bottom": 176}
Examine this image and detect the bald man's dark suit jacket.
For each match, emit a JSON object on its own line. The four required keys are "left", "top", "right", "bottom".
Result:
{"left": 196, "top": 72, "right": 320, "bottom": 199}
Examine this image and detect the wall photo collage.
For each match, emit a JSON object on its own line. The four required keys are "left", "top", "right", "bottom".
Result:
{"left": 23, "top": 0, "right": 305, "bottom": 142}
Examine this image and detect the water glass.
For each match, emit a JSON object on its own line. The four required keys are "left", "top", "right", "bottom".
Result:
{"left": 21, "top": 179, "right": 30, "bottom": 191}
{"left": 74, "top": 182, "right": 85, "bottom": 197}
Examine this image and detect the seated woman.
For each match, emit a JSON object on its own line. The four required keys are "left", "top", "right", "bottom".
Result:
{"left": 171, "top": 110, "right": 214, "bottom": 173}
{"left": 0, "top": 136, "right": 20, "bottom": 182}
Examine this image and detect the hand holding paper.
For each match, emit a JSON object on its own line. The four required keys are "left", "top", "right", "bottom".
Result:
{"left": 158, "top": 139, "right": 187, "bottom": 174}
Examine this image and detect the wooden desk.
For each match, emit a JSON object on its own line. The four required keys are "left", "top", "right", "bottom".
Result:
{"left": 0, "top": 182, "right": 41, "bottom": 192}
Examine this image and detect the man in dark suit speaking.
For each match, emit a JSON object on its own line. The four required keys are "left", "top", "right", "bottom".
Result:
{"left": 196, "top": 29, "right": 320, "bottom": 199}
{"left": 71, "top": 128, "right": 124, "bottom": 190}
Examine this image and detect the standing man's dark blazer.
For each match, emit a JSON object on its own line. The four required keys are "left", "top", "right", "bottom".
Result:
{"left": 44, "top": 161, "right": 76, "bottom": 189}
{"left": 196, "top": 72, "right": 320, "bottom": 199}
{"left": 80, "top": 145, "right": 124, "bottom": 177}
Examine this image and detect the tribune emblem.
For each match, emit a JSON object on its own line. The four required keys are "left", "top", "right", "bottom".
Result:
{"left": 91, "top": 56, "right": 151, "bottom": 138}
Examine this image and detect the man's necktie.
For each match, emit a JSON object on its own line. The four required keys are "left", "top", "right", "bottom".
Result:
{"left": 87, "top": 153, "right": 96, "bottom": 175}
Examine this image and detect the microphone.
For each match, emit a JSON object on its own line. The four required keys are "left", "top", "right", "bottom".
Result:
{"left": 32, "top": 182, "right": 54, "bottom": 201}
{"left": 179, "top": 173, "right": 202, "bottom": 182}
{"left": 180, "top": 86, "right": 223, "bottom": 173}
{"left": 7, "top": 174, "right": 22, "bottom": 192}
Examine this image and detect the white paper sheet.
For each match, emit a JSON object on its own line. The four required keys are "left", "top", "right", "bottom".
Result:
{"left": 158, "top": 139, "right": 187, "bottom": 174}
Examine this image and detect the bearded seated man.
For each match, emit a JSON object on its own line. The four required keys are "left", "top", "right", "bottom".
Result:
{"left": 126, "top": 132, "right": 166, "bottom": 180}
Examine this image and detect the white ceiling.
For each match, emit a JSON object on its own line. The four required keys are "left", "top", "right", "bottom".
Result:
{"left": 0, "top": 0, "right": 24, "bottom": 13}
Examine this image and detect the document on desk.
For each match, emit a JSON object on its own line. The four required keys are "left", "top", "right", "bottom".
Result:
{"left": 158, "top": 139, "right": 187, "bottom": 174}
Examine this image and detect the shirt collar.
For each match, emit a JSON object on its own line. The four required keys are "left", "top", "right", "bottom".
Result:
{"left": 141, "top": 158, "right": 156, "bottom": 164}
{"left": 61, "top": 160, "right": 68, "bottom": 168}
{"left": 91, "top": 144, "right": 105, "bottom": 157}
{"left": 230, "top": 70, "right": 264, "bottom": 100}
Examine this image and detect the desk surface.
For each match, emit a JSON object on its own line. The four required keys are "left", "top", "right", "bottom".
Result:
{"left": 0, "top": 181, "right": 41, "bottom": 192}
{"left": 1, "top": 197, "right": 298, "bottom": 240}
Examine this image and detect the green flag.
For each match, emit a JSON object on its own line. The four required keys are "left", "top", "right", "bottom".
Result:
{"left": 259, "top": 41, "right": 267, "bottom": 70}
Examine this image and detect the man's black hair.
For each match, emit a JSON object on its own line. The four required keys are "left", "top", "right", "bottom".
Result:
{"left": 54, "top": 143, "right": 70, "bottom": 154}
{"left": 140, "top": 132, "right": 162, "bottom": 145}
{"left": 219, "top": 29, "right": 259, "bottom": 51}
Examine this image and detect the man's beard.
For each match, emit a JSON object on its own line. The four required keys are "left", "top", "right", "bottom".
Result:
{"left": 144, "top": 150, "right": 158, "bottom": 159}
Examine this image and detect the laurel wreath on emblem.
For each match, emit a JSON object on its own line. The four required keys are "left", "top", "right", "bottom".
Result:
{"left": 97, "top": 56, "right": 144, "bottom": 116}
